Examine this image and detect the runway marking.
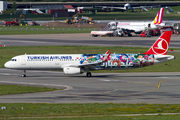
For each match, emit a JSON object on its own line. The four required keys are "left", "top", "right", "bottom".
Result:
{"left": 156, "top": 77, "right": 168, "bottom": 78}
{"left": 0, "top": 40, "right": 51, "bottom": 44}
{"left": 0, "top": 81, "right": 73, "bottom": 91}
{"left": 0, "top": 73, "right": 20, "bottom": 76}
{"left": 104, "top": 79, "right": 169, "bottom": 95}
{"left": 99, "top": 79, "right": 119, "bottom": 82}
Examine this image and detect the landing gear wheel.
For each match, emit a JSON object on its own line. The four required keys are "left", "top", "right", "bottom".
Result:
{"left": 22, "top": 74, "right": 26, "bottom": 77}
{"left": 128, "top": 33, "right": 132, "bottom": 37}
{"left": 22, "top": 70, "right": 26, "bottom": 77}
{"left": 86, "top": 72, "right": 92, "bottom": 77}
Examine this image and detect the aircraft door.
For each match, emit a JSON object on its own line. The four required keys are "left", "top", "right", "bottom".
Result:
{"left": 148, "top": 24, "right": 151, "bottom": 28}
{"left": 55, "top": 59, "right": 60, "bottom": 65}
{"left": 21, "top": 56, "right": 26, "bottom": 65}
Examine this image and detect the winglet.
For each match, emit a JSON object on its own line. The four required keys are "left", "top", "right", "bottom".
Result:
{"left": 104, "top": 52, "right": 111, "bottom": 62}
{"left": 153, "top": 8, "right": 164, "bottom": 25}
{"left": 105, "top": 50, "right": 110, "bottom": 54}
{"left": 143, "top": 31, "right": 172, "bottom": 55}
{"left": 103, "top": 50, "right": 111, "bottom": 62}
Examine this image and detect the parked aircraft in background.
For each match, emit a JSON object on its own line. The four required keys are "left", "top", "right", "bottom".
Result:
{"left": 96, "top": 0, "right": 157, "bottom": 12}
{"left": 107, "top": 8, "right": 165, "bottom": 36}
{"left": 4, "top": 31, "right": 174, "bottom": 77}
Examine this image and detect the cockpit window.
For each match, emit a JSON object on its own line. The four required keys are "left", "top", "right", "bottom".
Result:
{"left": 10, "top": 59, "right": 17, "bottom": 61}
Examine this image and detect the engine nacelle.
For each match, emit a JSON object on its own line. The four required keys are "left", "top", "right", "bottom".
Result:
{"left": 63, "top": 67, "right": 83, "bottom": 74}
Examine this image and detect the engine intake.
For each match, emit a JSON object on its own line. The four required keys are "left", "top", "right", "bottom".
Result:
{"left": 63, "top": 67, "right": 83, "bottom": 74}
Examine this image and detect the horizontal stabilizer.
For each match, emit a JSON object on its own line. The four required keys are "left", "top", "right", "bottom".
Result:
{"left": 141, "top": 7, "right": 149, "bottom": 12}
{"left": 165, "top": 6, "right": 174, "bottom": 12}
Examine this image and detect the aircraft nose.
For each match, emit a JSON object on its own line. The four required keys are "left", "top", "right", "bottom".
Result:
{"left": 4, "top": 62, "right": 10, "bottom": 68}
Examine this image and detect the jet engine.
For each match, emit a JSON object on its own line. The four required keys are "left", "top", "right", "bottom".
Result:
{"left": 63, "top": 67, "right": 83, "bottom": 74}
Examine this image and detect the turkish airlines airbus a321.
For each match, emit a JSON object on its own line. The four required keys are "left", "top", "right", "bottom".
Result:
{"left": 5, "top": 31, "right": 174, "bottom": 77}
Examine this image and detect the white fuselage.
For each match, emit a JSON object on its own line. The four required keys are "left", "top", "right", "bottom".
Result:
{"left": 4, "top": 54, "right": 174, "bottom": 71}
{"left": 109, "top": 21, "right": 165, "bottom": 34}
{"left": 5, "top": 54, "right": 81, "bottom": 70}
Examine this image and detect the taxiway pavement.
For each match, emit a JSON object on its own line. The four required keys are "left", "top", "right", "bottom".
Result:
{"left": 0, "top": 68, "right": 180, "bottom": 104}
{"left": 0, "top": 33, "right": 179, "bottom": 104}
{"left": 0, "top": 33, "right": 180, "bottom": 48}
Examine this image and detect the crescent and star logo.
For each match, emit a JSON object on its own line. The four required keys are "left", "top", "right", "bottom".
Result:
{"left": 152, "top": 38, "right": 168, "bottom": 55}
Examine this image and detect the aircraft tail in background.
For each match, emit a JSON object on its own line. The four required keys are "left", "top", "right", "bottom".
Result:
{"left": 153, "top": 8, "right": 164, "bottom": 25}
{"left": 143, "top": 31, "right": 172, "bottom": 55}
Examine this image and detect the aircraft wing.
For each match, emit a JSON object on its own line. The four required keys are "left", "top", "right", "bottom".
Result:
{"left": 132, "top": 6, "right": 149, "bottom": 12}
{"left": 165, "top": 6, "right": 174, "bottom": 12}
{"left": 95, "top": 6, "right": 125, "bottom": 10}
{"left": 140, "top": 7, "right": 149, "bottom": 12}
{"left": 70, "top": 61, "right": 105, "bottom": 68}
{"left": 69, "top": 50, "right": 111, "bottom": 69}
{"left": 108, "top": 7, "right": 125, "bottom": 10}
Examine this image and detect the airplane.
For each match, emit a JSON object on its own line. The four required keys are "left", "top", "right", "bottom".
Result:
{"left": 107, "top": 8, "right": 165, "bottom": 36}
{"left": 96, "top": 0, "right": 154, "bottom": 12}
{"left": 4, "top": 31, "right": 174, "bottom": 77}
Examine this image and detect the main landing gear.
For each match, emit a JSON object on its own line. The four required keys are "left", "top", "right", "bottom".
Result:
{"left": 22, "top": 70, "right": 26, "bottom": 77}
{"left": 86, "top": 72, "right": 92, "bottom": 77}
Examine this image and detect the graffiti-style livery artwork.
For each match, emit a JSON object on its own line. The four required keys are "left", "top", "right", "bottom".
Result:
{"left": 80, "top": 54, "right": 154, "bottom": 69}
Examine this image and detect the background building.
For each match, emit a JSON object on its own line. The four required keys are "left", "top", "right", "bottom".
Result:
{"left": 0, "top": 1, "right": 7, "bottom": 13}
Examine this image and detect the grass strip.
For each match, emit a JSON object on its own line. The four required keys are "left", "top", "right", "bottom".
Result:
{"left": 1, "top": 114, "right": 180, "bottom": 120}
{"left": 0, "top": 103, "right": 180, "bottom": 118}
{"left": 0, "top": 46, "right": 179, "bottom": 72}
{"left": 0, "top": 26, "right": 96, "bottom": 35}
{"left": 0, "top": 84, "right": 60, "bottom": 95}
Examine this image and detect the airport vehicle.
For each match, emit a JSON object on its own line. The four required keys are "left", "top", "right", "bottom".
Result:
{"left": 65, "top": 13, "right": 95, "bottom": 24}
{"left": 91, "top": 31, "right": 114, "bottom": 37}
{"left": 91, "top": 30, "right": 124, "bottom": 37}
{"left": 81, "top": 16, "right": 95, "bottom": 24}
{"left": 65, "top": 13, "right": 79, "bottom": 24}
{"left": 4, "top": 13, "right": 28, "bottom": 26}
{"left": 140, "top": 29, "right": 161, "bottom": 37}
{"left": 4, "top": 18, "right": 18, "bottom": 26}
{"left": 4, "top": 31, "right": 174, "bottom": 77}
{"left": 31, "top": 21, "right": 40, "bottom": 26}
{"left": 172, "top": 22, "right": 180, "bottom": 34}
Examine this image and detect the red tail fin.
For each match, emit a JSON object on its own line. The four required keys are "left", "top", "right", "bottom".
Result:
{"left": 143, "top": 31, "right": 172, "bottom": 55}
